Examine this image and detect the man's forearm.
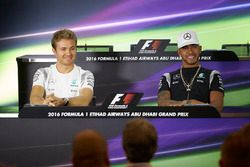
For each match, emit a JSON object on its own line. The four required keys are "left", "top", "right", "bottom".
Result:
{"left": 30, "top": 96, "right": 45, "bottom": 105}
{"left": 68, "top": 96, "right": 92, "bottom": 106}
{"left": 188, "top": 99, "right": 205, "bottom": 105}
{"left": 210, "top": 102, "right": 223, "bottom": 113}
{"left": 158, "top": 91, "right": 187, "bottom": 106}
{"left": 158, "top": 99, "right": 187, "bottom": 106}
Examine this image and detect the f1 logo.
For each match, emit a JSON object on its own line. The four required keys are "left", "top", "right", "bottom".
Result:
{"left": 110, "top": 94, "right": 124, "bottom": 105}
{"left": 105, "top": 93, "right": 142, "bottom": 109}
{"left": 141, "top": 40, "right": 161, "bottom": 50}
{"left": 110, "top": 93, "right": 136, "bottom": 105}
{"left": 141, "top": 40, "right": 153, "bottom": 50}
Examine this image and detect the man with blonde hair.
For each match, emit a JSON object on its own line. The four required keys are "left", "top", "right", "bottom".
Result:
{"left": 30, "top": 29, "right": 94, "bottom": 106}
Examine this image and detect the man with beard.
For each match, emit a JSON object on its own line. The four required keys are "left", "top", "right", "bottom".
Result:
{"left": 158, "top": 30, "right": 224, "bottom": 112}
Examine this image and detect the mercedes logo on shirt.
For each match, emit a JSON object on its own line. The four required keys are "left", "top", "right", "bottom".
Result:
{"left": 183, "top": 33, "right": 191, "bottom": 40}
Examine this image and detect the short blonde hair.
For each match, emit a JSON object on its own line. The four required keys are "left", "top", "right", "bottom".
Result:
{"left": 51, "top": 29, "right": 77, "bottom": 49}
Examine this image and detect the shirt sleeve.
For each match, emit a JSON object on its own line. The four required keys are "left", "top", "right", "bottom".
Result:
{"left": 32, "top": 68, "right": 46, "bottom": 87}
{"left": 210, "top": 70, "right": 224, "bottom": 93}
{"left": 81, "top": 70, "right": 94, "bottom": 91}
{"left": 158, "top": 73, "right": 171, "bottom": 94}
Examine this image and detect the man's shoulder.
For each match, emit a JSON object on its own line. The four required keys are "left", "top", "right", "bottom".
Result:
{"left": 74, "top": 65, "right": 93, "bottom": 76}
{"left": 34, "top": 65, "right": 53, "bottom": 76}
{"left": 37, "top": 64, "right": 54, "bottom": 72}
{"left": 162, "top": 68, "right": 180, "bottom": 77}
{"left": 200, "top": 67, "right": 221, "bottom": 75}
{"left": 171, "top": 68, "right": 180, "bottom": 74}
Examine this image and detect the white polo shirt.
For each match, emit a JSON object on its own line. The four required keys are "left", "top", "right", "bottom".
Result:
{"left": 32, "top": 64, "right": 94, "bottom": 98}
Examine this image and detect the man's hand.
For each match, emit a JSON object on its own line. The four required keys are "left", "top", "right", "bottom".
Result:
{"left": 158, "top": 91, "right": 188, "bottom": 106}
{"left": 44, "top": 94, "right": 65, "bottom": 107}
{"left": 167, "top": 100, "right": 188, "bottom": 107}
